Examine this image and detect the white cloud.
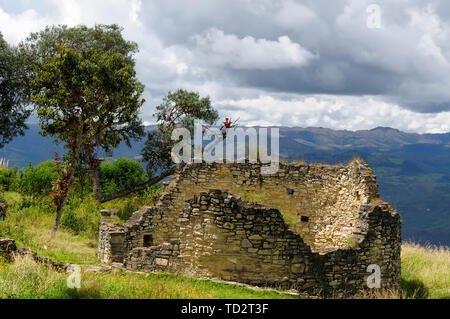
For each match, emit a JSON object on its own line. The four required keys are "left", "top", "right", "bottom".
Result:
{"left": 0, "top": 8, "right": 51, "bottom": 44}
{"left": 0, "top": 0, "right": 145, "bottom": 44}
{"left": 192, "top": 28, "right": 317, "bottom": 70}
{"left": 48, "top": 0, "right": 144, "bottom": 28}
{"left": 215, "top": 94, "right": 450, "bottom": 133}
{"left": 1, "top": 0, "right": 450, "bottom": 133}
{"left": 274, "top": 0, "right": 317, "bottom": 30}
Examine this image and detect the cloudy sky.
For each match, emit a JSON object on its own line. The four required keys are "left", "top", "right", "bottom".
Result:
{"left": 1, "top": 0, "right": 450, "bottom": 133}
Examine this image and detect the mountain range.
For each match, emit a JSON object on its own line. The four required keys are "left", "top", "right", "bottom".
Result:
{"left": 1, "top": 124, "right": 449, "bottom": 246}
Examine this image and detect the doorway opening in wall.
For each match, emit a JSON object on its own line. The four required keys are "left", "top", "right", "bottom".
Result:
{"left": 143, "top": 234, "right": 153, "bottom": 247}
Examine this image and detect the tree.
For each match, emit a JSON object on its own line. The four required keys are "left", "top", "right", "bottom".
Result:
{"left": 0, "top": 32, "right": 33, "bottom": 148}
{"left": 145, "top": 89, "right": 219, "bottom": 176}
{"left": 99, "top": 89, "right": 219, "bottom": 203}
{"left": 26, "top": 24, "right": 145, "bottom": 233}
{"left": 99, "top": 158, "right": 148, "bottom": 196}
{"left": 49, "top": 152, "right": 73, "bottom": 236}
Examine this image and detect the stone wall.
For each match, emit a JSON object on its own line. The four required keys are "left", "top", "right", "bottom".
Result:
{"left": 160, "top": 160, "right": 379, "bottom": 251}
{"left": 0, "top": 237, "right": 70, "bottom": 271}
{"left": 98, "top": 210, "right": 126, "bottom": 264}
{"left": 0, "top": 238, "right": 16, "bottom": 260}
{"left": 122, "top": 190, "right": 401, "bottom": 296}
{"left": 99, "top": 160, "right": 402, "bottom": 296}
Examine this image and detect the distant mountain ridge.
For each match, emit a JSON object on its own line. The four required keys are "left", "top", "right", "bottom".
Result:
{"left": 278, "top": 126, "right": 449, "bottom": 153}
{"left": 0, "top": 124, "right": 448, "bottom": 167}
{"left": 0, "top": 124, "right": 448, "bottom": 246}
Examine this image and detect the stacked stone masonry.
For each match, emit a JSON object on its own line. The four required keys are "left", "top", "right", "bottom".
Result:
{"left": 98, "top": 160, "right": 401, "bottom": 296}
{"left": 0, "top": 238, "right": 70, "bottom": 270}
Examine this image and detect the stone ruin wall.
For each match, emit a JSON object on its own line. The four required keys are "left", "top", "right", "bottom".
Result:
{"left": 98, "top": 161, "right": 402, "bottom": 296}
{"left": 170, "top": 161, "right": 380, "bottom": 252}
{"left": 0, "top": 238, "right": 70, "bottom": 270}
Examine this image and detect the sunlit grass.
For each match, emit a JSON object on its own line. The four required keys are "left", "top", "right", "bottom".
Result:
{"left": 0, "top": 256, "right": 299, "bottom": 299}
{"left": 401, "top": 242, "right": 449, "bottom": 299}
{"left": 0, "top": 192, "right": 98, "bottom": 265}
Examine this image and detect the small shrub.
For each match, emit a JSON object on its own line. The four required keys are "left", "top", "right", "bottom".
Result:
{"left": 118, "top": 200, "right": 136, "bottom": 221}
{"left": 61, "top": 196, "right": 101, "bottom": 237}
{"left": 0, "top": 167, "right": 17, "bottom": 191}
{"left": 99, "top": 158, "right": 148, "bottom": 196}
{"left": 281, "top": 213, "right": 296, "bottom": 227}
{"left": 61, "top": 208, "right": 85, "bottom": 234}
{"left": 18, "top": 196, "right": 35, "bottom": 210}
{"left": 17, "top": 195, "right": 52, "bottom": 212}
{"left": 14, "top": 161, "right": 58, "bottom": 197}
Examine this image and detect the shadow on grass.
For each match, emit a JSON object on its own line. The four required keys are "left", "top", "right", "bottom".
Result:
{"left": 66, "top": 285, "right": 103, "bottom": 299}
{"left": 401, "top": 278, "right": 428, "bottom": 299}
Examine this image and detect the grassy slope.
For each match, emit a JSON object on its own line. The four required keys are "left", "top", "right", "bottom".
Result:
{"left": 0, "top": 257, "right": 297, "bottom": 299}
{"left": 0, "top": 192, "right": 448, "bottom": 299}
{"left": 401, "top": 243, "right": 449, "bottom": 299}
{"left": 0, "top": 192, "right": 98, "bottom": 264}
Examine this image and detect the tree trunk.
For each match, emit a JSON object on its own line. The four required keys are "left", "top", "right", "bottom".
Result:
{"left": 80, "top": 174, "right": 85, "bottom": 198}
{"left": 51, "top": 197, "right": 66, "bottom": 238}
{"left": 91, "top": 164, "right": 101, "bottom": 200}
{"left": 79, "top": 168, "right": 86, "bottom": 198}
{"left": 99, "top": 167, "right": 177, "bottom": 203}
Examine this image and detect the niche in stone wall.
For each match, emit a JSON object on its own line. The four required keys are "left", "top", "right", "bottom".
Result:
{"left": 143, "top": 234, "right": 153, "bottom": 247}
{"left": 109, "top": 232, "right": 125, "bottom": 263}
{"left": 301, "top": 216, "right": 310, "bottom": 223}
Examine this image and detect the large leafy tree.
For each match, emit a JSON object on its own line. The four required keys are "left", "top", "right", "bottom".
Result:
{"left": 0, "top": 32, "right": 33, "bottom": 148}
{"left": 25, "top": 24, "right": 145, "bottom": 233}
{"left": 99, "top": 89, "right": 219, "bottom": 203}
{"left": 144, "top": 89, "right": 219, "bottom": 176}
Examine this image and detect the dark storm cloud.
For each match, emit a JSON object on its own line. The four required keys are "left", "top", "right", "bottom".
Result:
{"left": 136, "top": 0, "right": 450, "bottom": 113}
{"left": 1, "top": 0, "right": 450, "bottom": 132}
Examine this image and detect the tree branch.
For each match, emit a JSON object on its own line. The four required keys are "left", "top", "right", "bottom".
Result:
{"left": 99, "top": 166, "right": 178, "bottom": 203}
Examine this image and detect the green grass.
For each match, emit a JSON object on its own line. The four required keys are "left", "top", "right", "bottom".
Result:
{"left": 354, "top": 242, "right": 449, "bottom": 299}
{"left": 0, "top": 211, "right": 98, "bottom": 265}
{"left": 240, "top": 191, "right": 265, "bottom": 203}
{"left": 238, "top": 191, "right": 298, "bottom": 228}
{"left": 0, "top": 256, "right": 298, "bottom": 299}
{"left": 0, "top": 192, "right": 98, "bottom": 264}
{"left": 1, "top": 242, "right": 448, "bottom": 299}
{"left": 401, "top": 242, "right": 449, "bottom": 299}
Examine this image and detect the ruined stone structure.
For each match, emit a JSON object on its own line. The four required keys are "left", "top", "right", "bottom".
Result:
{"left": 99, "top": 160, "right": 401, "bottom": 296}
{"left": 0, "top": 238, "right": 69, "bottom": 270}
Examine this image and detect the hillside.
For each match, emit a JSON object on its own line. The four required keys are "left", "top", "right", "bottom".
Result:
{"left": 0, "top": 124, "right": 449, "bottom": 246}
{"left": 277, "top": 127, "right": 450, "bottom": 246}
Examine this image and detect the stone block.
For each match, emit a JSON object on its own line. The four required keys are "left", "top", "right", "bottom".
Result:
{"left": 155, "top": 258, "right": 169, "bottom": 267}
